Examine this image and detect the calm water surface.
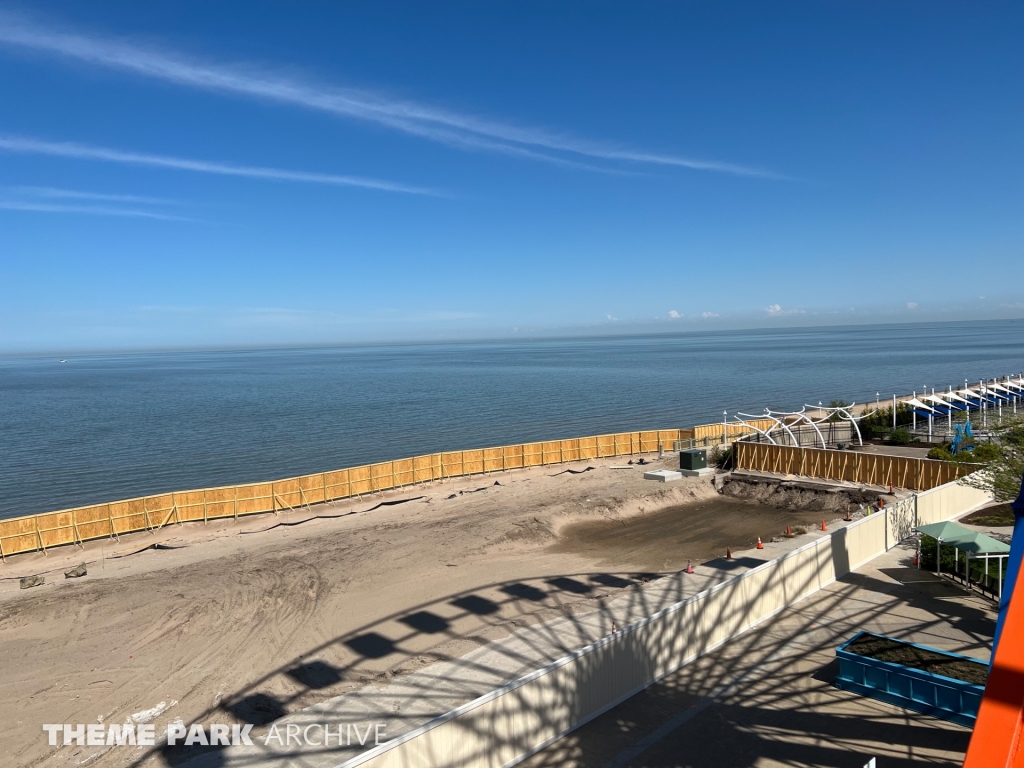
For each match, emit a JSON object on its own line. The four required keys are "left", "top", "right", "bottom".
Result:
{"left": 1, "top": 320, "right": 1022, "bottom": 519}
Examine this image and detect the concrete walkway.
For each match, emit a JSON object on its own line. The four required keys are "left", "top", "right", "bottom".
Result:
{"left": 522, "top": 543, "right": 995, "bottom": 768}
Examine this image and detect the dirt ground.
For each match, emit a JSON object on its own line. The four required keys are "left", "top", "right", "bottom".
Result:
{"left": 0, "top": 457, "right": 851, "bottom": 768}
{"left": 551, "top": 498, "right": 831, "bottom": 570}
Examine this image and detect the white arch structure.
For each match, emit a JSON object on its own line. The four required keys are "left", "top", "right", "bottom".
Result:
{"left": 773, "top": 409, "right": 828, "bottom": 448}
{"left": 728, "top": 404, "right": 879, "bottom": 449}
{"left": 735, "top": 410, "right": 807, "bottom": 446}
{"left": 734, "top": 407, "right": 830, "bottom": 448}
{"left": 804, "top": 404, "right": 878, "bottom": 447}
{"left": 732, "top": 412, "right": 780, "bottom": 445}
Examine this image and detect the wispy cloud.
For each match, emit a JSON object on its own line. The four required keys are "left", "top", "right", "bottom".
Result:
{"left": 0, "top": 200, "right": 189, "bottom": 220}
{"left": 0, "top": 15, "right": 781, "bottom": 178}
{"left": 0, "top": 135, "right": 439, "bottom": 195}
{"left": 10, "top": 185, "right": 178, "bottom": 205}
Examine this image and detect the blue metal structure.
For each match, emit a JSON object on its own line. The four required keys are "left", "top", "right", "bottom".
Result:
{"left": 835, "top": 632, "right": 986, "bottom": 727}
{"left": 992, "top": 474, "right": 1024, "bottom": 657}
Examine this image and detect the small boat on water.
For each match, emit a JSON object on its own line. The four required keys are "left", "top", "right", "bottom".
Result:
{"left": 59, "top": 359, "right": 66, "bottom": 363}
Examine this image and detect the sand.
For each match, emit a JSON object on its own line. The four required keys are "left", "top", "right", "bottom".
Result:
{"left": 0, "top": 456, "right": 843, "bottom": 768}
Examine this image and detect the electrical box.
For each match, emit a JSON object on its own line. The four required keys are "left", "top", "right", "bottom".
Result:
{"left": 680, "top": 449, "right": 707, "bottom": 471}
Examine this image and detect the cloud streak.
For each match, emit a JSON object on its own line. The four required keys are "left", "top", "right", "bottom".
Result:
{"left": 10, "top": 185, "right": 179, "bottom": 205}
{"left": 0, "top": 15, "right": 781, "bottom": 178}
{"left": 0, "top": 200, "right": 190, "bottom": 220}
{"left": 0, "top": 135, "right": 439, "bottom": 195}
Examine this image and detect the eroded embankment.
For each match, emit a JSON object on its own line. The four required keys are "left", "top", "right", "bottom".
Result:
{"left": 718, "top": 473, "right": 884, "bottom": 514}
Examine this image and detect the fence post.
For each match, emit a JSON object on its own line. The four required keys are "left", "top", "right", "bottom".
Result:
{"left": 35, "top": 515, "right": 46, "bottom": 554}
{"left": 72, "top": 508, "right": 82, "bottom": 545}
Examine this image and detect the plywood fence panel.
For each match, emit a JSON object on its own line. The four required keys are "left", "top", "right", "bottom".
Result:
{"left": 578, "top": 437, "right": 598, "bottom": 460}
{"left": 37, "top": 511, "right": 76, "bottom": 549}
{"left": 692, "top": 419, "right": 774, "bottom": 441}
{"left": 541, "top": 441, "right": 561, "bottom": 465}
{"left": 204, "top": 486, "right": 236, "bottom": 519}
{"left": 503, "top": 445, "right": 525, "bottom": 470}
{"left": 238, "top": 483, "right": 273, "bottom": 515}
{"left": 324, "top": 470, "right": 351, "bottom": 501}
{"left": 463, "top": 450, "right": 485, "bottom": 476}
{"left": 734, "top": 443, "right": 982, "bottom": 493}
{"left": 660, "top": 429, "right": 682, "bottom": 448}
{"left": 559, "top": 439, "right": 581, "bottom": 463}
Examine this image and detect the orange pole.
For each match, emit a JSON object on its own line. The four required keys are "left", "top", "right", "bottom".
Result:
{"left": 963, "top": 573, "right": 1024, "bottom": 767}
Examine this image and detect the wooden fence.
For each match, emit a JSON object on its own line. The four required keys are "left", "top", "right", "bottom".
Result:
{"left": 0, "top": 429, "right": 691, "bottom": 560}
{"left": 733, "top": 441, "right": 978, "bottom": 491}
{"left": 691, "top": 418, "right": 775, "bottom": 442}
{"left": 0, "top": 417, "right": 803, "bottom": 561}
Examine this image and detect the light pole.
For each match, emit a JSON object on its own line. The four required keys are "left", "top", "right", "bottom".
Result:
{"left": 722, "top": 410, "right": 727, "bottom": 446}
{"left": 948, "top": 386, "right": 953, "bottom": 434}
{"left": 981, "top": 380, "right": 987, "bottom": 429}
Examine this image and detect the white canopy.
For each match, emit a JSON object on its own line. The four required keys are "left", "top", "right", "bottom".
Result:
{"left": 905, "top": 397, "right": 939, "bottom": 413}
{"left": 937, "top": 393, "right": 970, "bottom": 405}
{"left": 923, "top": 393, "right": 961, "bottom": 409}
{"left": 944, "top": 391, "right": 973, "bottom": 405}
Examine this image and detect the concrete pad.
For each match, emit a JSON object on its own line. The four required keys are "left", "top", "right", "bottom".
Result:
{"left": 680, "top": 467, "right": 715, "bottom": 478}
{"left": 643, "top": 469, "right": 683, "bottom": 482}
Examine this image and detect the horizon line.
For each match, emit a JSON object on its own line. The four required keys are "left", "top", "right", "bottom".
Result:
{"left": 3, "top": 316, "right": 1021, "bottom": 359}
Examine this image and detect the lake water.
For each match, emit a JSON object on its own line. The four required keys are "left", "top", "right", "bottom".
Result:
{"left": 1, "top": 319, "right": 1022, "bottom": 519}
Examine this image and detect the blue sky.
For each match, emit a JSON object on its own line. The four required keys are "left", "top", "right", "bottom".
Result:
{"left": 0, "top": 2, "right": 1021, "bottom": 352}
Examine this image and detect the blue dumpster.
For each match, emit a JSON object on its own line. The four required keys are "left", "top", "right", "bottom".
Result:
{"left": 834, "top": 631, "right": 987, "bottom": 727}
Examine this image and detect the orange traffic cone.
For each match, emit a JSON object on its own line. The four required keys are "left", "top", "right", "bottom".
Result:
{"left": 726, "top": 547, "right": 734, "bottom": 560}
{"left": 889, "top": 483, "right": 894, "bottom": 495}
{"left": 844, "top": 510, "right": 852, "bottom": 522}
{"left": 685, "top": 560, "right": 694, "bottom": 574}
{"left": 878, "top": 497, "right": 886, "bottom": 509}
{"left": 756, "top": 537, "right": 764, "bottom": 549}
{"left": 785, "top": 525, "right": 792, "bottom": 536}
{"left": 913, "top": 553, "right": 919, "bottom": 566}
{"left": 820, "top": 520, "right": 827, "bottom": 531}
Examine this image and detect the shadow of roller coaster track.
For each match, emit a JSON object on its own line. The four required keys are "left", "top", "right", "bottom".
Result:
{"left": 138, "top": 545, "right": 994, "bottom": 768}
{"left": 133, "top": 566, "right": 682, "bottom": 767}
